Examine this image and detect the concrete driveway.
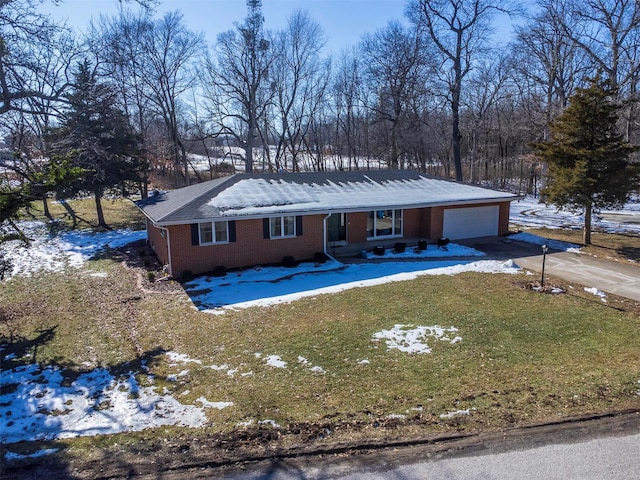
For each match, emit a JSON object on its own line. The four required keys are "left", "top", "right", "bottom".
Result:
{"left": 460, "top": 236, "right": 640, "bottom": 302}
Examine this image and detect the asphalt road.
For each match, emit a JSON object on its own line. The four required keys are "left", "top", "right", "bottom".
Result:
{"left": 210, "top": 413, "right": 640, "bottom": 480}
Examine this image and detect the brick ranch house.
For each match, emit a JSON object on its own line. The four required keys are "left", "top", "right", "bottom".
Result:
{"left": 135, "top": 170, "right": 519, "bottom": 278}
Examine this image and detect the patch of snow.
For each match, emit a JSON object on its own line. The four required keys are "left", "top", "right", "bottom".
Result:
{"left": 264, "top": 355, "right": 287, "bottom": 368}
{"left": 584, "top": 287, "right": 608, "bottom": 302}
{"left": 4, "top": 448, "right": 60, "bottom": 462}
{"left": 372, "top": 325, "right": 461, "bottom": 354}
{"left": 167, "top": 369, "right": 189, "bottom": 381}
{"left": 440, "top": 408, "right": 476, "bottom": 419}
{"left": 510, "top": 196, "right": 640, "bottom": 235}
{"left": 387, "top": 414, "right": 406, "bottom": 420}
{"left": 205, "top": 364, "right": 229, "bottom": 371}
{"left": 358, "top": 359, "right": 370, "bottom": 365}
{"left": 166, "top": 351, "right": 202, "bottom": 366}
{"left": 191, "top": 259, "right": 521, "bottom": 313}
{"left": 310, "top": 366, "right": 326, "bottom": 374}
{"left": 365, "top": 243, "right": 485, "bottom": 259}
{"left": 0, "top": 221, "right": 146, "bottom": 279}
{"left": 195, "top": 397, "right": 234, "bottom": 410}
{"left": 509, "top": 232, "right": 581, "bottom": 252}
{"left": 237, "top": 420, "right": 254, "bottom": 428}
{"left": 0, "top": 364, "right": 207, "bottom": 444}
{"left": 258, "top": 419, "right": 281, "bottom": 428}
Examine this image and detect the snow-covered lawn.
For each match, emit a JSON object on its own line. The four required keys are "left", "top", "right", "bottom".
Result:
{"left": 1, "top": 221, "right": 146, "bottom": 278}
{"left": 510, "top": 196, "right": 640, "bottom": 234}
{"left": 0, "top": 362, "right": 210, "bottom": 444}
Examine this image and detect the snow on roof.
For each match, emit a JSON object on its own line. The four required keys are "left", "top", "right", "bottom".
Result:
{"left": 137, "top": 171, "right": 517, "bottom": 224}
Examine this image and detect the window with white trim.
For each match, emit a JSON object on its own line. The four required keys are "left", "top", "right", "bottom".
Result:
{"left": 199, "top": 221, "right": 229, "bottom": 244}
{"left": 367, "top": 209, "right": 402, "bottom": 238}
{"left": 270, "top": 215, "right": 296, "bottom": 238}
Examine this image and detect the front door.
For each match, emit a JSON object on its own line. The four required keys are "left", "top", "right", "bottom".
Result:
{"left": 327, "top": 213, "right": 347, "bottom": 244}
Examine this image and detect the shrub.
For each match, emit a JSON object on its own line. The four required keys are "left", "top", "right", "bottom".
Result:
{"left": 393, "top": 242, "right": 406, "bottom": 253}
{"left": 147, "top": 271, "right": 155, "bottom": 283}
{"left": 282, "top": 255, "right": 297, "bottom": 268}
{"left": 417, "top": 239, "right": 428, "bottom": 250}
{"left": 178, "top": 270, "right": 194, "bottom": 283}
{"left": 313, "top": 252, "right": 328, "bottom": 264}
{"left": 212, "top": 265, "right": 227, "bottom": 277}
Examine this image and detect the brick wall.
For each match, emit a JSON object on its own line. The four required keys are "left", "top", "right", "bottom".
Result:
{"left": 166, "top": 215, "right": 326, "bottom": 276}
{"left": 153, "top": 202, "right": 512, "bottom": 277}
{"left": 146, "top": 219, "right": 169, "bottom": 266}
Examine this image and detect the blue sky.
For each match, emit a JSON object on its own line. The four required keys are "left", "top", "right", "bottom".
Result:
{"left": 39, "top": 0, "right": 411, "bottom": 54}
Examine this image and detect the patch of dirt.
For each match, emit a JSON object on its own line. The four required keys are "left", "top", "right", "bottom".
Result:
{"left": 114, "top": 240, "right": 183, "bottom": 295}
{"left": 4, "top": 410, "right": 640, "bottom": 479}
{"left": 515, "top": 280, "right": 566, "bottom": 295}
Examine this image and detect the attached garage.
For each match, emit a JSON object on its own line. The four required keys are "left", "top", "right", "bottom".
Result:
{"left": 442, "top": 205, "right": 500, "bottom": 240}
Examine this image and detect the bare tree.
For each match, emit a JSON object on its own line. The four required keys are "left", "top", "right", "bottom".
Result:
{"left": 360, "top": 20, "right": 430, "bottom": 170}
{"left": 332, "top": 47, "right": 366, "bottom": 171}
{"left": 268, "top": 10, "right": 330, "bottom": 172}
{"left": 205, "top": 0, "right": 276, "bottom": 173}
{"left": 139, "top": 11, "right": 204, "bottom": 186}
{"left": 556, "top": 0, "right": 640, "bottom": 141}
{"left": 408, "top": 0, "right": 517, "bottom": 181}
{"left": 0, "top": 0, "right": 75, "bottom": 116}
{"left": 513, "top": 0, "right": 590, "bottom": 130}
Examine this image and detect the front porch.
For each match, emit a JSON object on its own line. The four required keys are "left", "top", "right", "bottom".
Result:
{"left": 327, "top": 237, "right": 426, "bottom": 260}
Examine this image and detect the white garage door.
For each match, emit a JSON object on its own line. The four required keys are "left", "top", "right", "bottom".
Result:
{"left": 443, "top": 205, "right": 500, "bottom": 240}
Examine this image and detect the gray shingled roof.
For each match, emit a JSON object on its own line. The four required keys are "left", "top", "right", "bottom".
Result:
{"left": 136, "top": 171, "right": 518, "bottom": 225}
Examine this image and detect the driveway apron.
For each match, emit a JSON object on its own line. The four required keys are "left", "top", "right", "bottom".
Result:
{"left": 460, "top": 237, "right": 640, "bottom": 302}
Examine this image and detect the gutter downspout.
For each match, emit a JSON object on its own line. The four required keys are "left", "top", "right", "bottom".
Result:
{"left": 323, "top": 212, "right": 338, "bottom": 263}
{"left": 160, "top": 226, "right": 173, "bottom": 278}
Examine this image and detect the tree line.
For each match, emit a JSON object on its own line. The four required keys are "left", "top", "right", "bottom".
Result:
{"left": 1, "top": 0, "right": 640, "bottom": 227}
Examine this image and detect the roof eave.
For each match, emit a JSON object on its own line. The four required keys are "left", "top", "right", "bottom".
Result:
{"left": 150, "top": 195, "right": 520, "bottom": 226}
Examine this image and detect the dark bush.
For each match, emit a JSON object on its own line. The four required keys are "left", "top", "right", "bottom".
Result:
{"left": 313, "top": 252, "right": 328, "bottom": 264}
{"left": 147, "top": 271, "right": 155, "bottom": 282}
{"left": 393, "top": 242, "right": 406, "bottom": 253}
{"left": 282, "top": 255, "right": 297, "bottom": 268}
{"left": 417, "top": 239, "right": 428, "bottom": 250}
{"left": 178, "top": 270, "right": 194, "bottom": 282}
{"left": 212, "top": 265, "right": 227, "bottom": 277}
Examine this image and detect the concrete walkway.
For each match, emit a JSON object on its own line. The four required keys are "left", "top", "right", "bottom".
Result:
{"left": 461, "top": 237, "right": 640, "bottom": 302}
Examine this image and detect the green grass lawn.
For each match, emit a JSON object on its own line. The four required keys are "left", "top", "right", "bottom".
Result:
{"left": 20, "top": 196, "right": 146, "bottom": 230}
{"left": 1, "top": 202, "right": 639, "bottom": 470}
{"left": 2, "top": 250, "right": 639, "bottom": 460}
{"left": 522, "top": 227, "right": 640, "bottom": 264}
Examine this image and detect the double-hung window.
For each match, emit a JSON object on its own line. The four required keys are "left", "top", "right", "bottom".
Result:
{"left": 199, "top": 221, "right": 229, "bottom": 244}
{"left": 367, "top": 209, "right": 402, "bottom": 239}
{"left": 270, "top": 215, "right": 296, "bottom": 238}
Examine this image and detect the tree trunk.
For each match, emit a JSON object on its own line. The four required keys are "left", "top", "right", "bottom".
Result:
{"left": 94, "top": 190, "right": 108, "bottom": 229}
{"left": 583, "top": 202, "right": 592, "bottom": 245}
{"left": 42, "top": 196, "right": 50, "bottom": 218}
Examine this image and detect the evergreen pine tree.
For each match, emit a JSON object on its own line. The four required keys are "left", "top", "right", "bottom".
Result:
{"left": 48, "top": 60, "right": 143, "bottom": 228}
{"left": 533, "top": 75, "right": 639, "bottom": 244}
